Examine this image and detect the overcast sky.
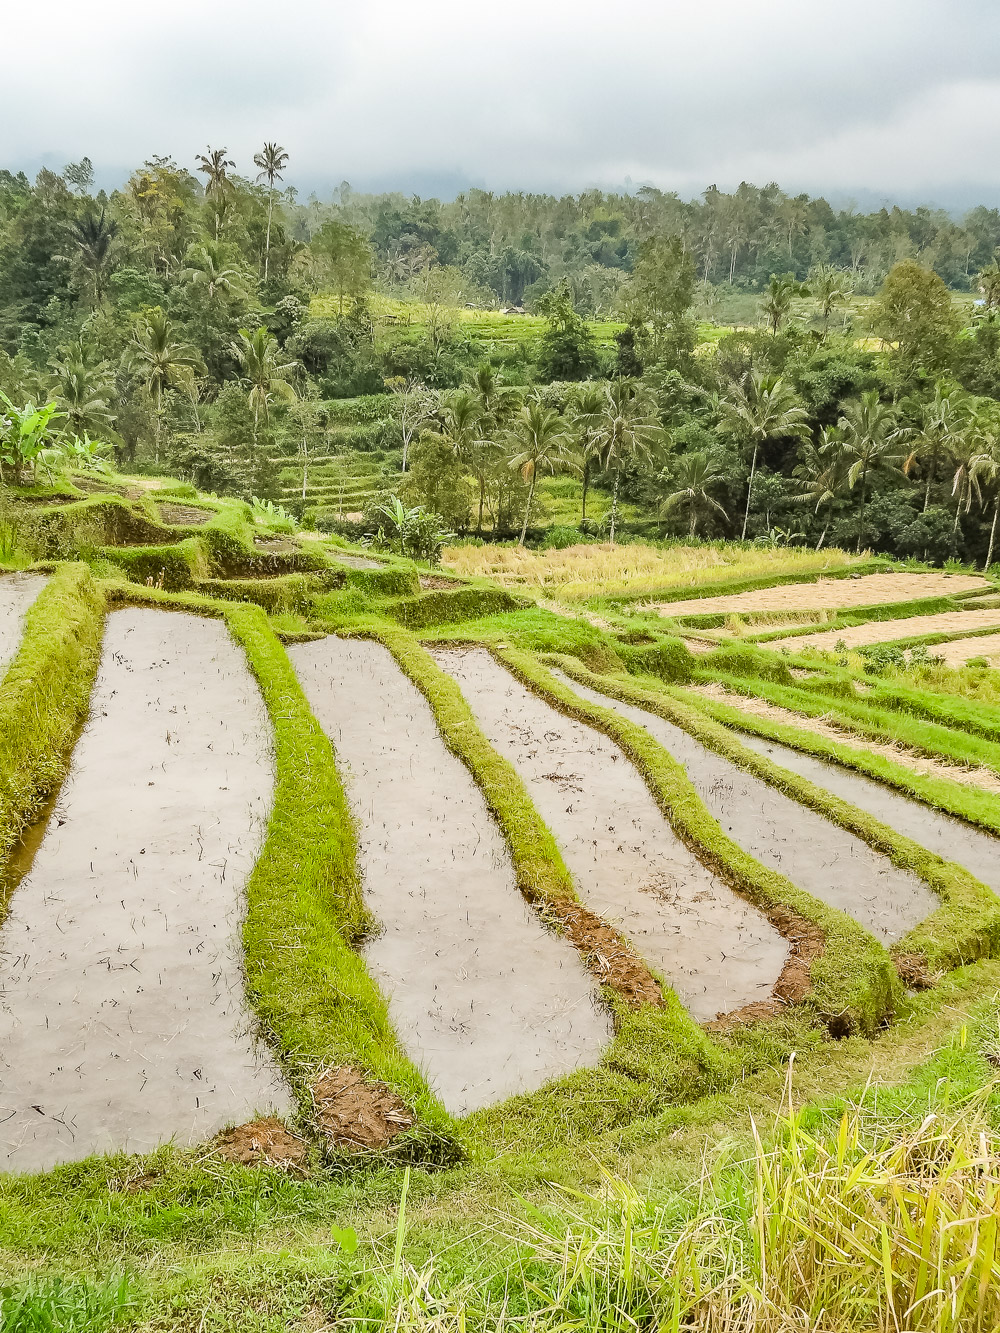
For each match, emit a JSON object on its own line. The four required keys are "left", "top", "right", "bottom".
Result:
{"left": 6, "top": 0, "right": 999, "bottom": 208}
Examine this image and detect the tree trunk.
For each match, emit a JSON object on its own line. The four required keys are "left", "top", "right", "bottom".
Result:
{"left": 741, "top": 441, "right": 759, "bottom": 540}
{"left": 924, "top": 447, "right": 936, "bottom": 513}
{"left": 518, "top": 474, "right": 536, "bottom": 546}
{"left": 264, "top": 190, "right": 273, "bottom": 281}
{"left": 856, "top": 475, "right": 868, "bottom": 553}
{"left": 401, "top": 429, "right": 411, "bottom": 473}
{"left": 581, "top": 457, "right": 590, "bottom": 523}
{"left": 986, "top": 496, "right": 1000, "bottom": 570}
{"left": 609, "top": 471, "right": 621, "bottom": 545}
{"left": 689, "top": 503, "right": 698, "bottom": 538}
{"left": 301, "top": 435, "right": 308, "bottom": 501}
{"left": 477, "top": 474, "right": 486, "bottom": 535}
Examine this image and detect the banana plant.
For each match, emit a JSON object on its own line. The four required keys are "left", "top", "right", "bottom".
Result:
{"left": 0, "top": 393, "right": 64, "bottom": 485}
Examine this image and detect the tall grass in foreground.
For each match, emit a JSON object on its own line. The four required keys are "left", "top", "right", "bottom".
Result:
{"left": 440, "top": 541, "right": 860, "bottom": 600}
{"left": 0, "top": 1276, "right": 131, "bottom": 1332}
{"left": 381, "top": 1094, "right": 1000, "bottom": 1332}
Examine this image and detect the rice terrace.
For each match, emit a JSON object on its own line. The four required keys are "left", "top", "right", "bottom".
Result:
{"left": 12, "top": 98, "right": 1000, "bottom": 1333}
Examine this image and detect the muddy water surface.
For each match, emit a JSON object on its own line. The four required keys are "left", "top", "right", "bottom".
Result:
{"left": 290, "top": 637, "right": 610, "bottom": 1114}
{"left": 731, "top": 729, "right": 1000, "bottom": 900}
{"left": 432, "top": 648, "right": 789, "bottom": 1023}
{"left": 0, "top": 608, "right": 291, "bottom": 1173}
{"left": 555, "top": 672, "right": 936, "bottom": 942}
{"left": 0, "top": 573, "right": 47, "bottom": 679}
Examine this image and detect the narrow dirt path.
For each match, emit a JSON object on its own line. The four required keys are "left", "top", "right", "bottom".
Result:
{"left": 432, "top": 648, "right": 789, "bottom": 1024}
{"left": 290, "top": 637, "right": 611, "bottom": 1115}
{"left": 655, "top": 572, "right": 989, "bottom": 619}
{"left": 0, "top": 573, "right": 47, "bottom": 679}
{"left": 0, "top": 608, "right": 291, "bottom": 1172}
{"left": 557, "top": 672, "right": 936, "bottom": 943}
{"left": 733, "top": 730, "right": 1000, "bottom": 897}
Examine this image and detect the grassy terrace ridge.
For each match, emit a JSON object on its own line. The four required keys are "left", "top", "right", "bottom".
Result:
{"left": 0, "top": 563, "right": 104, "bottom": 869}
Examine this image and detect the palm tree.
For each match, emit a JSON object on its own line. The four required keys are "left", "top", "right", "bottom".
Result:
{"left": 970, "top": 411, "right": 1000, "bottom": 568}
{"left": 253, "top": 142, "right": 289, "bottom": 281}
{"left": 950, "top": 435, "right": 981, "bottom": 534}
{"left": 571, "top": 383, "right": 606, "bottom": 524}
{"left": 790, "top": 426, "right": 850, "bottom": 550}
{"left": 128, "top": 308, "right": 200, "bottom": 462}
{"left": 231, "top": 327, "right": 297, "bottom": 447}
{"left": 181, "top": 241, "right": 247, "bottom": 302}
{"left": 761, "top": 273, "right": 809, "bottom": 335}
{"left": 719, "top": 370, "right": 810, "bottom": 539}
{"left": 839, "top": 391, "right": 903, "bottom": 553}
{"left": 506, "top": 398, "right": 578, "bottom": 545}
{"left": 902, "top": 381, "right": 969, "bottom": 512}
{"left": 195, "top": 146, "right": 236, "bottom": 238}
{"left": 439, "top": 389, "right": 488, "bottom": 531}
{"left": 578, "top": 378, "right": 662, "bottom": 544}
{"left": 68, "top": 209, "right": 119, "bottom": 304}
{"left": 49, "top": 340, "right": 116, "bottom": 438}
{"left": 811, "top": 266, "right": 850, "bottom": 337}
{"left": 660, "top": 452, "right": 728, "bottom": 537}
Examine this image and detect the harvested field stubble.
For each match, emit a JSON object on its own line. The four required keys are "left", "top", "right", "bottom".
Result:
{"left": 656, "top": 571, "right": 990, "bottom": 619}
{"left": 442, "top": 542, "right": 862, "bottom": 600}
{"left": 290, "top": 635, "right": 610, "bottom": 1114}
{"left": 432, "top": 646, "right": 789, "bottom": 1023}
{"left": 768, "top": 606, "right": 1000, "bottom": 653}
{"left": 0, "top": 608, "right": 292, "bottom": 1172}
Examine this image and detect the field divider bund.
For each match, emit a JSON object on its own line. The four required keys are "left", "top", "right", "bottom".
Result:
{"left": 0, "top": 563, "right": 105, "bottom": 874}
{"left": 564, "top": 661, "right": 1000, "bottom": 978}
{"left": 505, "top": 648, "right": 900, "bottom": 1035}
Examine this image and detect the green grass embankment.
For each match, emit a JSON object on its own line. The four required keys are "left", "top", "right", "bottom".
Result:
{"left": 0, "top": 563, "right": 104, "bottom": 872}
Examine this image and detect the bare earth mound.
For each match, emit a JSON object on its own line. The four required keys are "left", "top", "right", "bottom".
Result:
{"left": 769, "top": 607, "right": 1000, "bottom": 654}
{"left": 432, "top": 647, "right": 789, "bottom": 1023}
{"left": 311, "top": 1066, "right": 414, "bottom": 1150}
{"left": 654, "top": 572, "right": 989, "bottom": 619}
{"left": 0, "top": 608, "right": 292, "bottom": 1172}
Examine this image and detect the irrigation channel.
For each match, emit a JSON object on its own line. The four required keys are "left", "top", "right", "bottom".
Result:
{"left": 289, "top": 637, "right": 611, "bottom": 1114}
{"left": 0, "top": 572, "right": 47, "bottom": 677}
{"left": 554, "top": 672, "right": 937, "bottom": 942}
{"left": 431, "top": 648, "right": 789, "bottom": 1023}
{"left": 0, "top": 608, "right": 291, "bottom": 1172}
{"left": 728, "top": 728, "right": 1000, "bottom": 899}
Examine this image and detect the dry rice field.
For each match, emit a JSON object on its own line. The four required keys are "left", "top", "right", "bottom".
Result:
{"left": 441, "top": 542, "right": 861, "bottom": 600}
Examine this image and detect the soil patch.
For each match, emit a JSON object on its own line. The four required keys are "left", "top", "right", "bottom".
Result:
{"left": 691, "top": 684, "right": 1000, "bottom": 796}
{"left": 213, "top": 1118, "right": 309, "bottom": 1172}
{"left": 157, "top": 503, "right": 212, "bottom": 526}
{"left": 655, "top": 572, "right": 989, "bottom": 619}
{"left": 329, "top": 552, "right": 385, "bottom": 569}
{"left": 0, "top": 608, "right": 292, "bottom": 1172}
{"left": 769, "top": 607, "right": 1000, "bottom": 654}
{"left": 311, "top": 1066, "right": 414, "bottom": 1150}
{"left": 557, "top": 671, "right": 937, "bottom": 944}
{"left": 709, "top": 906, "right": 825, "bottom": 1029}
{"left": 432, "top": 648, "right": 789, "bottom": 1024}
{"left": 69, "top": 476, "right": 132, "bottom": 497}
{"left": 542, "top": 899, "right": 663, "bottom": 1007}
{"left": 290, "top": 638, "right": 610, "bottom": 1114}
{"left": 0, "top": 572, "right": 47, "bottom": 679}
{"left": 253, "top": 536, "right": 300, "bottom": 554}
{"left": 733, "top": 729, "right": 1000, "bottom": 900}
{"left": 929, "top": 632, "right": 1000, "bottom": 667}
{"left": 419, "top": 575, "right": 459, "bottom": 590}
